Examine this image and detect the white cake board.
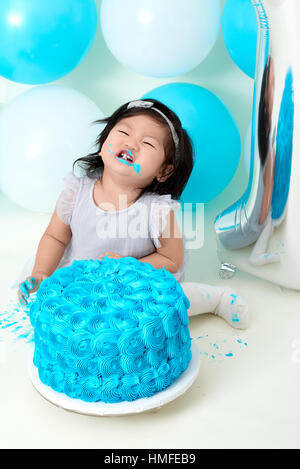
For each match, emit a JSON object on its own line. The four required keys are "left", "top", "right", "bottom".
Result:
{"left": 28, "top": 342, "right": 201, "bottom": 416}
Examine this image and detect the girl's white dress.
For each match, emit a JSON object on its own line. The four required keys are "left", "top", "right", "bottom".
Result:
{"left": 12, "top": 167, "right": 189, "bottom": 288}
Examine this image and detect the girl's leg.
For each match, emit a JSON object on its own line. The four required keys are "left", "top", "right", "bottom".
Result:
{"left": 180, "top": 282, "right": 249, "bottom": 329}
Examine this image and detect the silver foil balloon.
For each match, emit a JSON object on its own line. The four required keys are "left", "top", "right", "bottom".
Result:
{"left": 215, "top": 0, "right": 300, "bottom": 289}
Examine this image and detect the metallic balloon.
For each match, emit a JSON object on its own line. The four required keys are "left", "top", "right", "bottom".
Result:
{"left": 215, "top": 0, "right": 300, "bottom": 289}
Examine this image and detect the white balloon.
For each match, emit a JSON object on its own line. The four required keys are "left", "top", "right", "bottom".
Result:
{"left": 100, "top": 0, "right": 221, "bottom": 78}
{"left": 0, "top": 85, "right": 104, "bottom": 213}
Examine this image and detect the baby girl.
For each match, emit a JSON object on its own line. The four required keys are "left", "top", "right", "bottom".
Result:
{"left": 16, "top": 98, "right": 248, "bottom": 329}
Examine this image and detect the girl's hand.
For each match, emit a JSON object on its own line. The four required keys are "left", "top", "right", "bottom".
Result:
{"left": 99, "top": 251, "right": 124, "bottom": 260}
{"left": 17, "top": 273, "right": 48, "bottom": 305}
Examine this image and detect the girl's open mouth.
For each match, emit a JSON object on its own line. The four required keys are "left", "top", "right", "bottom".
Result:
{"left": 116, "top": 150, "right": 134, "bottom": 163}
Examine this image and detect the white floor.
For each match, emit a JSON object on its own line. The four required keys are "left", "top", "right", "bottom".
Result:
{"left": 1, "top": 190, "right": 300, "bottom": 449}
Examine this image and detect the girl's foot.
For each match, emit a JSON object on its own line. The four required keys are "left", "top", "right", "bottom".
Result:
{"left": 214, "top": 287, "right": 249, "bottom": 329}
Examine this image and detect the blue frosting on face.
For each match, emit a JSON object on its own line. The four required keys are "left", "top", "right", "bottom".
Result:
{"left": 29, "top": 256, "right": 192, "bottom": 403}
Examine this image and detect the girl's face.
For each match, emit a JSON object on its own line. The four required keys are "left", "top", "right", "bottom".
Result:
{"left": 99, "top": 114, "right": 174, "bottom": 186}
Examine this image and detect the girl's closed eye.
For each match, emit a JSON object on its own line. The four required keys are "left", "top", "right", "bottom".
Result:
{"left": 144, "top": 141, "right": 155, "bottom": 148}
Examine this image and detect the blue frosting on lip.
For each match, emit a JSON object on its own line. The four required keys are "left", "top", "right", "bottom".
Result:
{"left": 29, "top": 256, "right": 192, "bottom": 403}
{"left": 115, "top": 154, "right": 141, "bottom": 176}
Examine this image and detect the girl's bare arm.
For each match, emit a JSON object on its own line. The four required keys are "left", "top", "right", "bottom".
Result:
{"left": 31, "top": 209, "right": 72, "bottom": 277}
{"left": 139, "top": 209, "right": 184, "bottom": 274}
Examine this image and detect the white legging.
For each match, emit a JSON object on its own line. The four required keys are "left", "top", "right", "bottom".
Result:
{"left": 180, "top": 282, "right": 225, "bottom": 317}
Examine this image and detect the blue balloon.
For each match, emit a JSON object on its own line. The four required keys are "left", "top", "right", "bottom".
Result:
{"left": 143, "top": 83, "right": 241, "bottom": 203}
{"left": 0, "top": 0, "right": 98, "bottom": 84}
{"left": 222, "top": 0, "right": 257, "bottom": 78}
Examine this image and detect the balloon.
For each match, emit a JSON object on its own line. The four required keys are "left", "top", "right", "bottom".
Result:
{"left": 100, "top": 0, "right": 221, "bottom": 78}
{"left": 0, "top": 86, "right": 104, "bottom": 213}
{"left": 222, "top": 0, "right": 258, "bottom": 78}
{"left": 143, "top": 83, "right": 241, "bottom": 202}
{"left": 0, "top": 0, "right": 98, "bottom": 84}
{"left": 215, "top": 0, "right": 300, "bottom": 290}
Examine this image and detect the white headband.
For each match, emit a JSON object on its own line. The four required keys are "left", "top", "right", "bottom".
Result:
{"left": 127, "top": 100, "right": 180, "bottom": 153}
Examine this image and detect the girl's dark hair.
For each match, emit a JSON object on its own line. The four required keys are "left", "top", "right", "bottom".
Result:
{"left": 73, "top": 98, "right": 194, "bottom": 200}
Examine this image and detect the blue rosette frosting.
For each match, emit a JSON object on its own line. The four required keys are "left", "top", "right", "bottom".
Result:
{"left": 29, "top": 256, "right": 192, "bottom": 403}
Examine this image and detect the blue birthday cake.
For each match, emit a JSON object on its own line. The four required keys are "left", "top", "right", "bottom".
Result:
{"left": 29, "top": 256, "right": 192, "bottom": 403}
